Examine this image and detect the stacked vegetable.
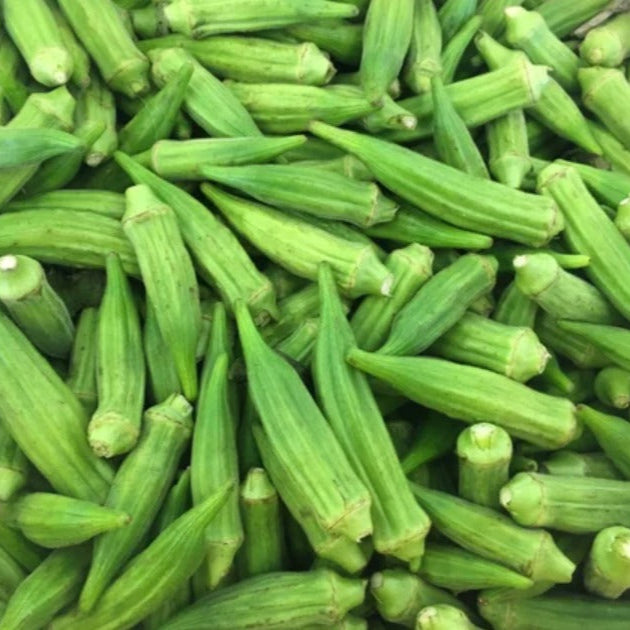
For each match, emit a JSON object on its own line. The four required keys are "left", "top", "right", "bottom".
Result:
{"left": 1, "top": 0, "right": 630, "bottom": 628}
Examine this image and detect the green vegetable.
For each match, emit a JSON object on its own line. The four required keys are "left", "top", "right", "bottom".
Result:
{"left": 584, "top": 526, "right": 630, "bottom": 599}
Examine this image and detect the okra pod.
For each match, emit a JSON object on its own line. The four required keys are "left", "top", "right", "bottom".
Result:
{"left": 0, "top": 128, "right": 81, "bottom": 169}
{"left": 0, "top": 424, "right": 28, "bottom": 502}
{"left": 541, "top": 450, "right": 622, "bottom": 480}
{"left": 416, "top": 604, "right": 481, "bottom": 630}
{"left": 203, "top": 184, "right": 393, "bottom": 298}
{"left": 0, "top": 523, "right": 45, "bottom": 574}
{"left": 379, "top": 254, "right": 497, "bottom": 356}
{"left": 440, "top": 15, "right": 483, "bottom": 85}
{"left": 615, "top": 197, "right": 630, "bottom": 240}
{"left": 0, "top": 545, "right": 27, "bottom": 601}
{"left": 411, "top": 483, "right": 575, "bottom": 583}
{"left": 264, "top": 264, "right": 307, "bottom": 301}
{"left": 360, "top": 93, "right": 417, "bottom": 132}
{"left": 89, "top": 254, "right": 145, "bottom": 458}
{"left": 580, "top": 12, "right": 630, "bottom": 67}
{"left": 348, "top": 350, "right": 579, "bottom": 449}
{"left": 404, "top": 0, "right": 442, "bottom": 94}
{"left": 589, "top": 120, "right": 630, "bottom": 176}
{"left": 79, "top": 394, "right": 193, "bottom": 613}
{"left": 262, "top": 284, "right": 320, "bottom": 347}
{"left": 57, "top": 0, "right": 150, "bottom": 97}
{"left": 493, "top": 282, "right": 537, "bottom": 328}
{"left": 584, "top": 526, "right": 630, "bottom": 598}
{"left": 310, "top": 122, "right": 563, "bottom": 246}
{"left": 6, "top": 189, "right": 125, "bottom": 219}
{"left": 487, "top": 109, "right": 531, "bottom": 188}
{"left": 478, "top": 0, "right": 524, "bottom": 36}
{"left": 114, "top": 152, "right": 278, "bottom": 324}
{"left": 149, "top": 48, "right": 262, "bottom": 138}
{"left": 274, "top": 316, "right": 319, "bottom": 370}
{"left": 288, "top": 155, "right": 374, "bottom": 182}
{"left": 0, "top": 28, "right": 29, "bottom": 114}
{"left": 438, "top": 0, "right": 478, "bottom": 42}
{"left": 500, "top": 472, "right": 630, "bottom": 533}
{"left": 595, "top": 366, "right": 630, "bottom": 409}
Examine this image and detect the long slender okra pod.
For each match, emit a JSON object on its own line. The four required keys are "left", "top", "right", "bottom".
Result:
{"left": 416, "top": 604, "right": 481, "bottom": 630}
{"left": 66, "top": 307, "right": 98, "bottom": 415}
{"left": 594, "top": 366, "right": 630, "bottom": 409}
{"left": 0, "top": 28, "right": 29, "bottom": 114}
{"left": 0, "top": 254, "right": 74, "bottom": 358}
{"left": 0, "top": 424, "right": 29, "bottom": 502}
{"left": 348, "top": 349, "right": 579, "bottom": 449}
{"left": 203, "top": 184, "right": 393, "bottom": 298}
{"left": 487, "top": 109, "right": 530, "bottom": 189}
{"left": 584, "top": 526, "right": 630, "bottom": 599}
{"left": 580, "top": 13, "right": 630, "bottom": 67}
{"left": 410, "top": 483, "right": 575, "bottom": 583}
{"left": 440, "top": 15, "right": 483, "bottom": 85}
{"left": 0, "top": 128, "right": 81, "bottom": 169}
{"left": 541, "top": 450, "right": 621, "bottom": 480}
{"left": 114, "top": 152, "right": 278, "bottom": 324}
{"left": 89, "top": 254, "right": 145, "bottom": 458}
{"left": 80, "top": 394, "right": 193, "bottom": 613}
{"left": 7, "top": 189, "right": 125, "bottom": 218}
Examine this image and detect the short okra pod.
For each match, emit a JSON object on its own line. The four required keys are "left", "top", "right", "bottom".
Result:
{"left": 584, "top": 526, "right": 630, "bottom": 599}
{"left": 493, "top": 282, "right": 537, "bottom": 328}
{"left": 541, "top": 450, "right": 622, "bottom": 480}
{"left": 486, "top": 109, "right": 531, "bottom": 189}
{"left": 500, "top": 472, "right": 630, "bottom": 533}
{"left": 203, "top": 184, "right": 393, "bottom": 298}
{"left": 80, "top": 394, "right": 193, "bottom": 613}
{"left": 580, "top": 13, "right": 630, "bottom": 67}
{"left": 0, "top": 254, "right": 74, "bottom": 359}
{"left": 89, "top": 254, "right": 145, "bottom": 458}
{"left": 416, "top": 604, "right": 481, "bottom": 630}
{"left": 595, "top": 366, "right": 630, "bottom": 409}
{"left": 404, "top": 0, "right": 442, "bottom": 94}
{"left": 457, "top": 423, "right": 513, "bottom": 509}
{"left": 0, "top": 424, "right": 29, "bottom": 502}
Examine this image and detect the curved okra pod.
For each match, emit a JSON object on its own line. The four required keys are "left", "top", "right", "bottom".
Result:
{"left": 80, "top": 394, "right": 193, "bottom": 613}
{"left": 203, "top": 184, "right": 393, "bottom": 298}
{"left": 584, "top": 526, "right": 630, "bottom": 599}
{"left": 310, "top": 122, "right": 562, "bottom": 246}
{"left": 500, "top": 472, "right": 630, "bottom": 533}
{"left": 3, "top": 492, "right": 129, "bottom": 548}
{"left": 123, "top": 184, "right": 201, "bottom": 401}
{"left": 580, "top": 13, "right": 630, "bottom": 67}
{"left": 457, "top": 423, "right": 513, "bottom": 509}
{"left": 416, "top": 604, "right": 481, "bottom": 630}
{"left": 57, "top": 0, "right": 150, "bottom": 97}
{"left": 541, "top": 450, "right": 622, "bottom": 480}
{"left": 404, "top": 0, "right": 442, "bottom": 94}
{"left": 595, "top": 366, "right": 630, "bottom": 408}
{"left": 440, "top": 15, "right": 482, "bottom": 85}
{"left": 347, "top": 349, "right": 579, "bottom": 449}
{"left": 56, "top": 482, "right": 233, "bottom": 630}
{"left": 202, "top": 164, "right": 397, "bottom": 228}
{"left": 114, "top": 152, "right": 277, "bottom": 324}
{"left": 0, "top": 547, "right": 89, "bottom": 630}
{"left": 359, "top": 0, "right": 414, "bottom": 105}
{"left": 66, "top": 307, "right": 98, "bottom": 415}
{"left": 0, "top": 255, "right": 74, "bottom": 358}
{"left": 410, "top": 483, "right": 575, "bottom": 583}
{"left": 379, "top": 254, "right": 497, "bottom": 356}
{"left": 493, "top": 282, "right": 537, "bottom": 328}
{"left": 487, "top": 109, "right": 531, "bottom": 189}
{"left": 150, "top": 48, "right": 262, "bottom": 138}
{"left": 89, "top": 254, "right": 145, "bottom": 458}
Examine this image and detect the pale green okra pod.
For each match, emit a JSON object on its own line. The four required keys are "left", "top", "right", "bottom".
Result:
{"left": 580, "top": 12, "right": 630, "bottom": 67}
{"left": 594, "top": 366, "right": 630, "bottom": 409}
{"left": 416, "top": 604, "right": 481, "bottom": 630}
{"left": 584, "top": 526, "right": 630, "bottom": 599}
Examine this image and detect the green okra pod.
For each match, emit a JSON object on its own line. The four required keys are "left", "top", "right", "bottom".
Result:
{"left": 416, "top": 604, "right": 481, "bottom": 630}
{"left": 202, "top": 163, "right": 397, "bottom": 228}
{"left": 0, "top": 424, "right": 28, "bottom": 502}
{"left": 595, "top": 366, "right": 630, "bottom": 409}
{"left": 0, "top": 546, "right": 27, "bottom": 600}
{"left": 487, "top": 109, "right": 531, "bottom": 189}
{"left": 6, "top": 189, "right": 125, "bottom": 219}
{"left": 615, "top": 197, "right": 630, "bottom": 240}
{"left": 237, "top": 467, "right": 286, "bottom": 578}
{"left": 493, "top": 282, "right": 537, "bottom": 328}
{"left": 123, "top": 184, "right": 201, "bottom": 401}
{"left": 80, "top": 394, "right": 193, "bottom": 613}
{"left": 66, "top": 307, "right": 98, "bottom": 415}
{"left": 0, "top": 547, "right": 88, "bottom": 630}
{"left": 536, "top": 0, "right": 611, "bottom": 37}
{"left": 541, "top": 450, "right": 622, "bottom": 480}
{"left": 139, "top": 135, "right": 307, "bottom": 181}
{"left": 0, "top": 128, "right": 81, "bottom": 168}
{"left": 348, "top": 349, "right": 579, "bottom": 449}
{"left": 262, "top": 284, "right": 320, "bottom": 347}
{"left": 0, "top": 28, "right": 29, "bottom": 114}
{"left": 264, "top": 264, "right": 307, "bottom": 301}
{"left": 58, "top": 0, "right": 150, "bottom": 97}
{"left": 359, "top": 92, "right": 417, "bottom": 132}
{"left": 580, "top": 12, "right": 630, "bottom": 67}
{"left": 274, "top": 316, "right": 319, "bottom": 370}
{"left": 2, "top": 492, "right": 129, "bottom": 548}
{"left": 0, "top": 311, "right": 113, "bottom": 502}
{"left": 411, "top": 483, "right": 575, "bottom": 583}
{"left": 56, "top": 482, "right": 232, "bottom": 630}
{"left": 500, "top": 472, "right": 630, "bottom": 533}
{"left": 457, "top": 423, "right": 513, "bottom": 509}
{"left": 114, "top": 152, "right": 278, "bottom": 324}
{"left": 379, "top": 254, "right": 497, "bottom": 356}
{"left": 283, "top": 154, "right": 374, "bottom": 182}
{"left": 440, "top": 15, "right": 483, "bottom": 85}
{"left": 310, "top": 122, "right": 563, "bottom": 246}
{"left": 589, "top": 120, "right": 630, "bottom": 176}
{"left": 89, "top": 254, "right": 145, "bottom": 458}
{"left": 492, "top": 244, "right": 591, "bottom": 272}
{"left": 478, "top": 0, "right": 523, "bottom": 36}
{"left": 203, "top": 184, "right": 393, "bottom": 298}
{"left": 0, "top": 254, "right": 74, "bottom": 359}
{"left": 0, "top": 523, "right": 45, "bottom": 573}
{"left": 149, "top": 48, "right": 262, "bottom": 138}
{"left": 584, "top": 526, "right": 630, "bottom": 599}
{"left": 438, "top": 0, "right": 478, "bottom": 42}
{"left": 404, "top": 0, "right": 442, "bottom": 94}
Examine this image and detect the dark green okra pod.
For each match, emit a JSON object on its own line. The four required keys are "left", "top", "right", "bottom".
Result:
{"left": 404, "top": 0, "right": 442, "bottom": 94}
{"left": 66, "top": 307, "right": 99, "bottom": 415}
{"left": 595, "top": 366, "right": 630, "bottom": 409}
{"left": 584, "top": 526, "right": 630, "bottom": 599}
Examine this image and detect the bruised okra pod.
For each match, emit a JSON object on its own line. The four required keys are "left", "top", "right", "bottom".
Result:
{"left": 0, "top": 424, "right": 28, "bottom": 502}
{"left": 56, "top": 483, "right": 232, "bottom": 630}
{"left": 150, "top": 48, "right": 262, "bottom": 138}
{"left": 457, "top": 423, "right": 513, "bottom": 509}
{"left": 203, "top": 184, "right": 393, "bottom": 298}
{"left": 359, "top": 0, "right": 414, "bottom": 105}
{"left": 431, "top": 312, "right": 550, "bottom": 382}
{"left": 595, "top": 367, "right": 630, "bottom": 409}
{"left": 539, "top": 163, "right": 630, "bottom": 320}
{"left": 2, "top": 492, "right": 129, "bottom": 548}
{"left": 57, "top": 0, "right": 150, "bottom": 97}
{"left": 411, "top": 483, "right": 575, "bottom": 583}
{"left": 404, "top": 0, "right": 442, "bottom": 94}
{"left": 493, "top": 282, "right": 537, "bottom": 328}
{"left": 379, "top": 254, "right": 497, "bottom": 356}
{"left": 416, "top": 604, "right": 481, "bottom": 630}
{"left": 115, "top": 152, "right": 277, "bottom": 324}
{"left": 310, "top": 122, "right": 563, "bottom": 247}
{"left": 80, "top": 394, "right": 193, "bottom": 613}
{"left": 3, "top": 0, "right": 73, "bottom": 87}
{"left": 238, "top": 468, "right": 286, "bottom": 578}
{"left": 0, "top": 255, "right": 74, "bottom": 358}
{"left": 123, "top": 184, "right": 201, "bottom": 400}
{"left": 487, "top": 110, "right": 530, "bottom": 189}
{"left": 348, "top": 349, "right": 579, "bottom": 449}
{"left": 89, "top": 254, "right": 145, "bottom": 458}
{"left": 580, "top": 13, "right": 630, "bottom": 68}
{"left": 351, "top": 245, "right": 433, "bottom": 352}
{"left": 584, "top": 526, "right": 630, "bottom": 599}
{"left": 541, "top": 450, "right": 622, "bottom": 480}
{"left": 500, "top": 472, "right": 630, "bottom": 533}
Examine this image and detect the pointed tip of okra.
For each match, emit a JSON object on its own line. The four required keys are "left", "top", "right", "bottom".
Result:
{"left": 88, "top": 413, "right": 140, "bottom": 458}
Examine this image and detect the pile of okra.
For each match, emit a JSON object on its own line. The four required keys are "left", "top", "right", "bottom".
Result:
{"left": 1, "top": 0, "right": 630, "bottom": 628}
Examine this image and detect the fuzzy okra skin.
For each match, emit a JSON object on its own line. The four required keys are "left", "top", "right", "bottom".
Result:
{"left": 66, "top": 307, "right": 98, "bottom": 415}
{"left": 0, "top": 423, "right": 29, "bottom": 502}
{"left": 203, "top": 184, "right": 393, "bottom": 298}
{"left": 79, "top": 394, "right": 193, "bottom": 613}
{"left": 410, "top": 484, "right": 575, "bottom": 583}
{"left": 404, "top": 0, "right": 442, "bottom": 94}
{"left": 584, "top": 526, "right": 630, "bottom": 599}
{"left": 123, "top": 184, "right": 201, "bottom": 401}
{"left": 379, "top": 254, "right": 497, "bottom": 356}
{"left": 348, "top": 349, "right": 579, "bottom": 449}
{"left": 580, "top": 13, "right": 630, "bottom": 68}
{"left": 310, "top": 122, "right": 563, "bottom": 247}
